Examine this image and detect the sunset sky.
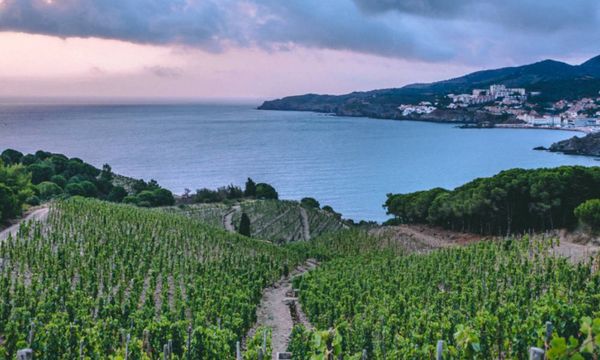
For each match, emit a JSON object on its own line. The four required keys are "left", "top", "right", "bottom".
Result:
{"left": 0, "top": 0, "right": 599, "bottom": 100}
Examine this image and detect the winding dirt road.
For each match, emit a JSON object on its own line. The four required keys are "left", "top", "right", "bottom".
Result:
{"left": 245, "top": 259, "right": 318, "bottom": 359}
{"left": 0, "top": 207, "right": 49, "bottom": 242}
{"left": 222, "top": 204, "right": 241, "bottom": 232}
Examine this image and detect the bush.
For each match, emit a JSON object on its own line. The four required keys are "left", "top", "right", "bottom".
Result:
{"left": 1, "top": 149, "right": 23, "bottom": 165}
{"left": 575, "top": 199, "right": 600, "bottom": 232}
{"left": 301, "top": 197, "right": 320, "bottom": 209}
{"left": 0, "top": 162, "right": 34, "bottom": 222}
{"left": 194, "top": 188, "right": 222, "bottom": 203}
{"left": 152, "top": 188, "right": 175, "bottom": 206}
{"left": 256, "top": 183, "right": 278, "bottom": 200}
{"left": 107, "top": 186, "right": 128, "bottom": 203}
{"left": 65, "top": 183, "right": 86, "bottom": 197}
{"left": 50, "top": 175, "right": 67, "bottom": 188}
{"left": 28, "top": 162, "right": 55, "bottom": 184}
{"left": 25, "top": 195, "right": 40, "bottom": 206}
{"left": 0, "top": 183, "right": 18, "bottom": 222}
{"left": 37, "top": 181, "right": 63, "bottom": 200}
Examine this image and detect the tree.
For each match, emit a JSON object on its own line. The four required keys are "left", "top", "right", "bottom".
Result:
{"left": 0, "top": 161, "right": 33, "bottom": 222}
{"left": 1, "top": 149, "right": 23, "bottom": 165}
{"left": 255, "top": 183, "right": 278, "bottom": 200}
{"left": 107, "top": 186, "right": 128, "bottom": 203}
{"left": 244, "top": 178, "right": 257, "bottom": 197}
{"left": 28, "top": 162, "right": 55, "bottom": 184}
{"left": 37, "top": 181, "right": 63, "bottom": 200}
{"left": 301, "top": 197, "right": 320, "bottom": 209}
{"left": 239, "top": 213, "right": 251, "bottom": 236}
{"left": 152, "top": 188, "right": 175, "bottom": 206}
{"left": 575, "top": 199, "right": 600, "bottom": 232}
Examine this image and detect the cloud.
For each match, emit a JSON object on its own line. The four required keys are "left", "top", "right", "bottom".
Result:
{"left": 0, "top": 0, "right": 599, "bottom": 65}
{"left": 146, "top": 66, "right": 183, "bottom": 78}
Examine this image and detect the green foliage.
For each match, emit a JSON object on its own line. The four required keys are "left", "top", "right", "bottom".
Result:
{"left": 574, "top": 199, "right": 600, "bottom": 232}
{"left": 0, "top": 198, "right": 304, "bottom": 358}
{"left": 0, "top": 149, "right": 23, "bottom": 165}
{"left": 547, "top": 317, "right": 600, "bottom": 359}
{"left": 243, "top": 327, "right": 272, "bottom": 360}
{"left": 27, "top": 161, "right": 55, "bottom": 184}
{"left": 244, "top": 178, "right": 257, "bottom": 197}
{"left": 386, "top": 166, "right": 600, "bottom": 235}
{"left": 107, "top": 186, "right": 128, "bottom": 203}
{"left": 301, "top": 197, "right": 320, "bottom": 209}
{"left": 36, "top": 181, "right": 63, "bottom": 200}
{"left": 0, "top": 148, "right": 174, "bottom": 208}
{"left": 294, "top": 234, "right": 600, "bottom": 359}
{"left": 49, "top": 174, "right": 67, "bottom": 188}
{"left": 239, "top": 212, "right": 251, "bottom": 237}
{"left": 255, "top": 183, "right": 278, "bottom": 200}
{"left": 0, "top": 161, "right": 34, "bottom": 222}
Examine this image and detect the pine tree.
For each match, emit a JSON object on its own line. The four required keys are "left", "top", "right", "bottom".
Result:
{"left": 239, "top": 213, "right": 251, "bottom": 236}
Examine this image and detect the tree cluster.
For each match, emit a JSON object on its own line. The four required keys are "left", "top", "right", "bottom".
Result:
{"left": 1, "top": 148, "right": 174, "bottom": 210}
{"left": 191, "top": 178, "right": 278, "bottom": 204}
{"left": 385, "top": 166, "right": 600, "bottom": 235}
{"left": 0, "top": 159, "right": 34, "bottom": 223}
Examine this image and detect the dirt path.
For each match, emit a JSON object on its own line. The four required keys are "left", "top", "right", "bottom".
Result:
{"left": 551, "top": 239, "right": 599, "bottom": 263}
{"left": 222, "top": 204, "right": 241, "bottom": 232}
{"left": 245, "top": 259, "right": 318, "bottom": 359}
{"left": 0, "top": 207, "right": 49, "bottom": 242}
{"left": 299, "top": 208, "right": 310, "bottom": 241}
{"left": 370, "top": 224, "right": 483, "bottom": 252}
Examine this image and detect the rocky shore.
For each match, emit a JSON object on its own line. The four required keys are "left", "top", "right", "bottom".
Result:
{"left": 547, "top": 132, "right": 600, "bottom": 157}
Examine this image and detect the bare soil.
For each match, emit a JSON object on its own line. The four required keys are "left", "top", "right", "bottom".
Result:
{"left": 0, "top": 207, "right": 49, "bottom": 242}
{"left": 245, "top": 259, "right": 318, "bottom": 359}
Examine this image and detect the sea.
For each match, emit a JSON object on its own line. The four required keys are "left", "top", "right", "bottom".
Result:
{"left": 0, "top": 100, "right": 598, "bottom": 222}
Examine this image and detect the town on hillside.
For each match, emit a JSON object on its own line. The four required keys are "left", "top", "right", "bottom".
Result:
{"left": 398, "top": 84, "right": 600, "bottom": 132}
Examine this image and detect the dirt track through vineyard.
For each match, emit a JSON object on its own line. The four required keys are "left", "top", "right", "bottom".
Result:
{"left": 245, "top": 259, "right": 318, "bottom": 359}
{"left": 0, "top": 207, "right": 49, "bottom": 242}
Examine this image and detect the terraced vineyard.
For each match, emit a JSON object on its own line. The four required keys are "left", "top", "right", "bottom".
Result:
{"left": 291, "top": 235, "right": 600, "bottom": 359}
{"left": 167, "top": 200, "right": 345, "bottom": 244}
{"left": 160, "top": 203, "right": 231, "bottom": 228}
{"left": 0, "top": 198, "right": 304, "bottom": 359}
{"left": 231, "top": 200, "right": 346, "bottom": 243}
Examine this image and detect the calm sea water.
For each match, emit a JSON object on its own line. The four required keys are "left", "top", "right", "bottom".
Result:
{"left": 0, "top": 102, "right": 598, "bottom": 222}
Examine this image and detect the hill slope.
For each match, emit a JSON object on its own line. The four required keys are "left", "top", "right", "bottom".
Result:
{"left": 259, "top": 55, "right": 600, "bottom": 121}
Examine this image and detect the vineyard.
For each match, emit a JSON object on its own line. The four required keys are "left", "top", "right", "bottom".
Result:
{"left": 230, "top": 200, "right": 346, "bottom": 243}
{"left": 160, "top": 203, "right": 231, "bottom": 229}
{"left": 291, "top": 235, "right": 600, "bottom": 359}
{"left": 167, "top": 200, "right": 346, "bottom": 244}
{"left": 0, "top": 198, "right": 304, "bottom": 359}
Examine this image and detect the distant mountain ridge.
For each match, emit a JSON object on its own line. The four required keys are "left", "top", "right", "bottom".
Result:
{"left": 259, "top": 55, "right": 600, "bottom": 121}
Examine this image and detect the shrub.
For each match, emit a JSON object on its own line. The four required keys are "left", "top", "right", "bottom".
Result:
{"left": 107, "top": 186, "right": 128, "bottom": 203}
{"left": 301, "top": 197, "right": 320, "bottom": 209}
{"left": 37, "top": 181, "right": 63, "bottom": 200}
{"left": 28, "top": 162, "right": 55, "bottom": 184}
{"left": 256, "top": 183, "right": 278, "bottom": 200}
{"left": 50, "top": 175, "right": 67, "bottom": 188}
{"left": 575, "top": 199, "right": 600, "bottom": 232}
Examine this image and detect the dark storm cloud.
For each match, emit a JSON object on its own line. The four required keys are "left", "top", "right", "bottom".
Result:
{"left": 353, "top": 0, "right": 600, "bottom": 32}
{"left": 0, "top": 0, "right": 598, "bottom": 64}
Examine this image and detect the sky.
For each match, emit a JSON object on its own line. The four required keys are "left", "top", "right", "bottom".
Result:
{"left": 0, "top": 0, "right": 599, "bottom": 100}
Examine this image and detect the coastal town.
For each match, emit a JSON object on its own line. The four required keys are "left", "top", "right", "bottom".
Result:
{"left": 398, "top": 84, "right": 600, "bottom": 133}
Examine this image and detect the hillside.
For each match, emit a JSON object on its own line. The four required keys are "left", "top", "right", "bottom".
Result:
{"left": 163, "top": 199, "right": 347, "bottom": 244}
{"left": 0, "top": 198, "right": 304, "bottom": 358}
{"left": 259, "top": 55, "right": 600, "bottom": 122}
